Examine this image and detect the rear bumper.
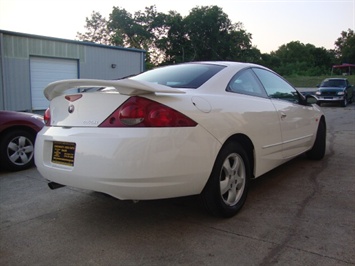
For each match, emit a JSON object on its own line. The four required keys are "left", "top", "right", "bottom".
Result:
{"left": 35, "top": 126, "right": 221, "bottom": 200}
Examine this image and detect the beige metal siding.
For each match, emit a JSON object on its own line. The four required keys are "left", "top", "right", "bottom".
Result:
{"left": 80, "top": 46, "right": 143, "bottom": 79}
{"left": 0, "top": 30, "right": 145, "bottom": 111}
{"left": 3, "top": 35, "right": 85, "bottom": 61}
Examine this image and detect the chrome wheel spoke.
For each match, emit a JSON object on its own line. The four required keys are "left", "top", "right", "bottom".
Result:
{"left": 23, "top": 145, "right": 34, "bottom": 153}
{"left": 19, "top": 153, "right": 29, "bottom": 163}
{"left": 235, "top": 173, "right": 244, "bottom": 190}
{"left": 9, "top": 152, "right": 20, "bottom": 162}
{"left": 8, "top": 141, "right": 18, "bottom": 151}
{"left": 220, "top": 178, "right": 230, "bottom": 195}
{"left": 227, "top": 187, "right": 237, "bottom": 203}
{"left": 222, "top": 160, "right": 233, "bottom": 175}
{"left": 220, "top": 153, "right": 246, "bottom": 206}
{"left": 18, "top": 136, "right": 26, "bottom": 147}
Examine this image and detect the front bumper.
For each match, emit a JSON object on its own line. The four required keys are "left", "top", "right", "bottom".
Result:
{"left": 35, "top": 126, "right": 221, "bottom": 200}
{"left": 316, "top": 95, "right": 345, "bottom": 102}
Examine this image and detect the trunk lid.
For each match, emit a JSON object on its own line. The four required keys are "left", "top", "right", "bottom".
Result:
{"left": 49, "top": 92, "right": 129, "bottom": 127}
{"left": 45, "top": 79, "right": 185, "bottom": 127}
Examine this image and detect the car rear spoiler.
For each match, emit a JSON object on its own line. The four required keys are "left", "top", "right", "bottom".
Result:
{"left": 44, "top": 79, "right": 185, "bottom": 100}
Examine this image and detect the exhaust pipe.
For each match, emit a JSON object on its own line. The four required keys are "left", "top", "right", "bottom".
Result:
{"left": 48, "top": 182, "right": 65, "bottom": 190}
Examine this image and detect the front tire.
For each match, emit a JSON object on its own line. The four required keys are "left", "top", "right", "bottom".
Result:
{"left": 201, "top": 142, "right": 250, "bottom": 218}
{"left": 341, "top": 96, "right": 348, "bottom": 107}
{"left": 0, "top": 130, "right": 36, "bottom": 171}
{"left": 306, "top": 119, "right": 326, "bottom": 160}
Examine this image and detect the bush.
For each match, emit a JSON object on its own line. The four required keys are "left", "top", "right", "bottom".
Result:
{"left": 285, "top": 75, "right": 355, "bottom": 87}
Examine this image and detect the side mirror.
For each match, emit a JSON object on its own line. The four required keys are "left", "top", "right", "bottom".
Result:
{"left": 306, "top": 95, "right": 318, "bottom": 105}
{"left": 316, "top": 84, "right": 320, "bottom": 88}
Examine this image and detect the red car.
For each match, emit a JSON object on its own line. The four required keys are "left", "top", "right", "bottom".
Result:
{"left": 0, "top": 111, "right": 44, "bottom": 171}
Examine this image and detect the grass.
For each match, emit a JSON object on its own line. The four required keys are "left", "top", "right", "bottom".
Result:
{"left": 284, "top": 75, "right": 355, "bottom": 88}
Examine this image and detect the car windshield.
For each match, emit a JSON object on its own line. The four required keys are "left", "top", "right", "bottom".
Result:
{"left": 320, "top": 79, "right": 346, "bottom": 87}
{"left": 131, "top": 63, "right": 225, "bottom": 89}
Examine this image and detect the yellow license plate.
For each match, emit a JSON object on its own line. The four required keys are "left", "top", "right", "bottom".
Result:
{"left": 51, "top": 141, "right": 76, "bottom": 166}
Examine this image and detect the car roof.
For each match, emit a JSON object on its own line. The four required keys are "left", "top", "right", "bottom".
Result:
{"left": 323, "top": 78, "right": 348, "bottom": 81}
{"left": 180, "top": 61, "right": 269, "bottom": 74}
{"left": 186, "top": 61, "right": 260, "bottom": 68}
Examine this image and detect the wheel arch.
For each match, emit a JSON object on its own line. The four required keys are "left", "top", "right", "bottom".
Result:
{"left": 0, "top": 126, "right": 38, "bottom": 140}
{"left": 222, "top": 134, "right": 255, "bottom": 179}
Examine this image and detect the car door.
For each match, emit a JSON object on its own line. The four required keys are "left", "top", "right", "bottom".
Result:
{"left": 225, "top": 68, "right": 285, "bottom": 176}
{"left": 252, "top": 68, "right": 315, "bottom": 158}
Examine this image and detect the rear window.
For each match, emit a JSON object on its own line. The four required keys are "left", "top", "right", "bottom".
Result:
{"left": 131, "top": 63, "right": 225, "bottom": 89}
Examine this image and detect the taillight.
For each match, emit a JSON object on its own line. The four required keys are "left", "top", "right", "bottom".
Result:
{"left": 99, "top": 96, "right": 197, "bottom": 127}
{"left": 44, "top": 108, "right": 51, "bottom": 126}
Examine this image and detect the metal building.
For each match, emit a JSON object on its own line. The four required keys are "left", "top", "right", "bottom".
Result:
{"left": 0, "top": 30, "right": 146, "bottom": 111}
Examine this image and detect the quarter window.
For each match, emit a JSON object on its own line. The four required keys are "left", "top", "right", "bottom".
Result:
{"left": 227, "top": 69, "right": 267, "bottom": 97}
{"left": 252, "top": 68, "right": 299, "bottom": 103}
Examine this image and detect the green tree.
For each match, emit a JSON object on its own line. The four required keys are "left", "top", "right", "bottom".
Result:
{"left": 155, "top": 11, "right": 189, "bottom": 64}
{"left": 271, "top": 41, "right": 334, "bottom": 76}
{"left": 260, "top": 53, "right": 281, "bottom": 70}
{"left": 156, "top": 6, "right": 256, "bottom": 64}
{"left": 76, "top": 11, "right": 115, "bottom": 45}
{"left": 109, "top": 7, "right": 150, "bottom": 49}
{"left": 184, "top": 6, "right": 253, "bottom": 62}
{"left": 272, "top": 41, "right": 310, "bottom": 64}
{"left": 108, "top": 6, "right": 168, "bottom": 65}
{"left": 335, "top": 29, "right": 355, "bottom": 63}
{"left": 76, "top": 6, "right": 257, "bottom": 66}
{"left": 77, "top": 5, "right": 338, "bottom": 75}
{"left": 308, "top": 46, "right": 334, "bottom": 75}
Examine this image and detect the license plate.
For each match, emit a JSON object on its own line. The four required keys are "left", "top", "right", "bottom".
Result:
{"left": 52, "top": 141, "right": 76, "bottom": 166}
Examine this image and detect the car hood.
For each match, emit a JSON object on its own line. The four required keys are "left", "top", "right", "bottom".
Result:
{"left": 318, "top": 86, "right": 345, "bottom": 92}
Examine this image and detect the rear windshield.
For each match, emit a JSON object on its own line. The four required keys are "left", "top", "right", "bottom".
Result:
{"left": 131, "top": 63, "right": 225, "bottom": 89}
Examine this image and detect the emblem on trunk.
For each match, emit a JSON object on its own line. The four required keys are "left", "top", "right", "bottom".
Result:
{"left": 68, "top": 104, "right": 75, "bottom": 113}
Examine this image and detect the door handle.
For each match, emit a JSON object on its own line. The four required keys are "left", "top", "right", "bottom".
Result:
{"left": 281, "top": 112, "right": 287, "bottom": 119}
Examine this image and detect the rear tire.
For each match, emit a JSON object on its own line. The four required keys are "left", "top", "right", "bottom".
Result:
{"left": 306, "top": 119, "right": 326, "bottom": 160}
{"left": 201, "top": 142, "right": 250, "bottom": 218}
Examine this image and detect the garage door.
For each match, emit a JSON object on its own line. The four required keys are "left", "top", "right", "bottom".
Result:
{"left": 30, "top": 57, "right": 78, "bottom": 110}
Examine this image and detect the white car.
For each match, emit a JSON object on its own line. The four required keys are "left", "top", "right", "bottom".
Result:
{"left": 35, "top": 62, "right": 326, "bottom": 217}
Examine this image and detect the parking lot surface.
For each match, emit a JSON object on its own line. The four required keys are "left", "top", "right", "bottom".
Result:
{"left": 1, "top": 103, "right": 354, "bottom": 266}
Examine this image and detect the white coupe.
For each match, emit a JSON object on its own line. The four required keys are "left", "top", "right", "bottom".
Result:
{"left": 35, "top": 62, "right": 326, "bottom": 217}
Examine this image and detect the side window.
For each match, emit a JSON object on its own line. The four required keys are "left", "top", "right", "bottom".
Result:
{"left": 227, "top": 69, "right": 267, "bottom": 98}
{"left": 252, "top": 68, "right": 299, "bottom": 103}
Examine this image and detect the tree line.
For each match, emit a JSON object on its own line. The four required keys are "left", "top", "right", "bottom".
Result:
{"left": 77, "top": 5, "right": 355, "bottom": 76}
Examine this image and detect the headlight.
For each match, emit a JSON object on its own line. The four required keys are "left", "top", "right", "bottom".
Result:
{"left": 315, "top": 91, "right": 321, "bottom": 95}
{"left": 337, "top": 91, "right": 345, "bottom": 95}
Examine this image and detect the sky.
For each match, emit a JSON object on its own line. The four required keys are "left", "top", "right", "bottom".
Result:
{"left": 0, "top": 0, "right": 354, "bottom": 53}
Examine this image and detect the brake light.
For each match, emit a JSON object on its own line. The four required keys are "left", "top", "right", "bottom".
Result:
{"left": 65, "top": 94, "right": 82, "bottom": 102}
{"left": 99, "top": 96, "right": 197, "bottom": 127}
{"left": 44, "top": 108, "right": 51, "bottom": 126}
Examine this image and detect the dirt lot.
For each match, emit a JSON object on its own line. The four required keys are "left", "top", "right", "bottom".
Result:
{"left": 1, "top": 103, "right": 354, "bottom": 266}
